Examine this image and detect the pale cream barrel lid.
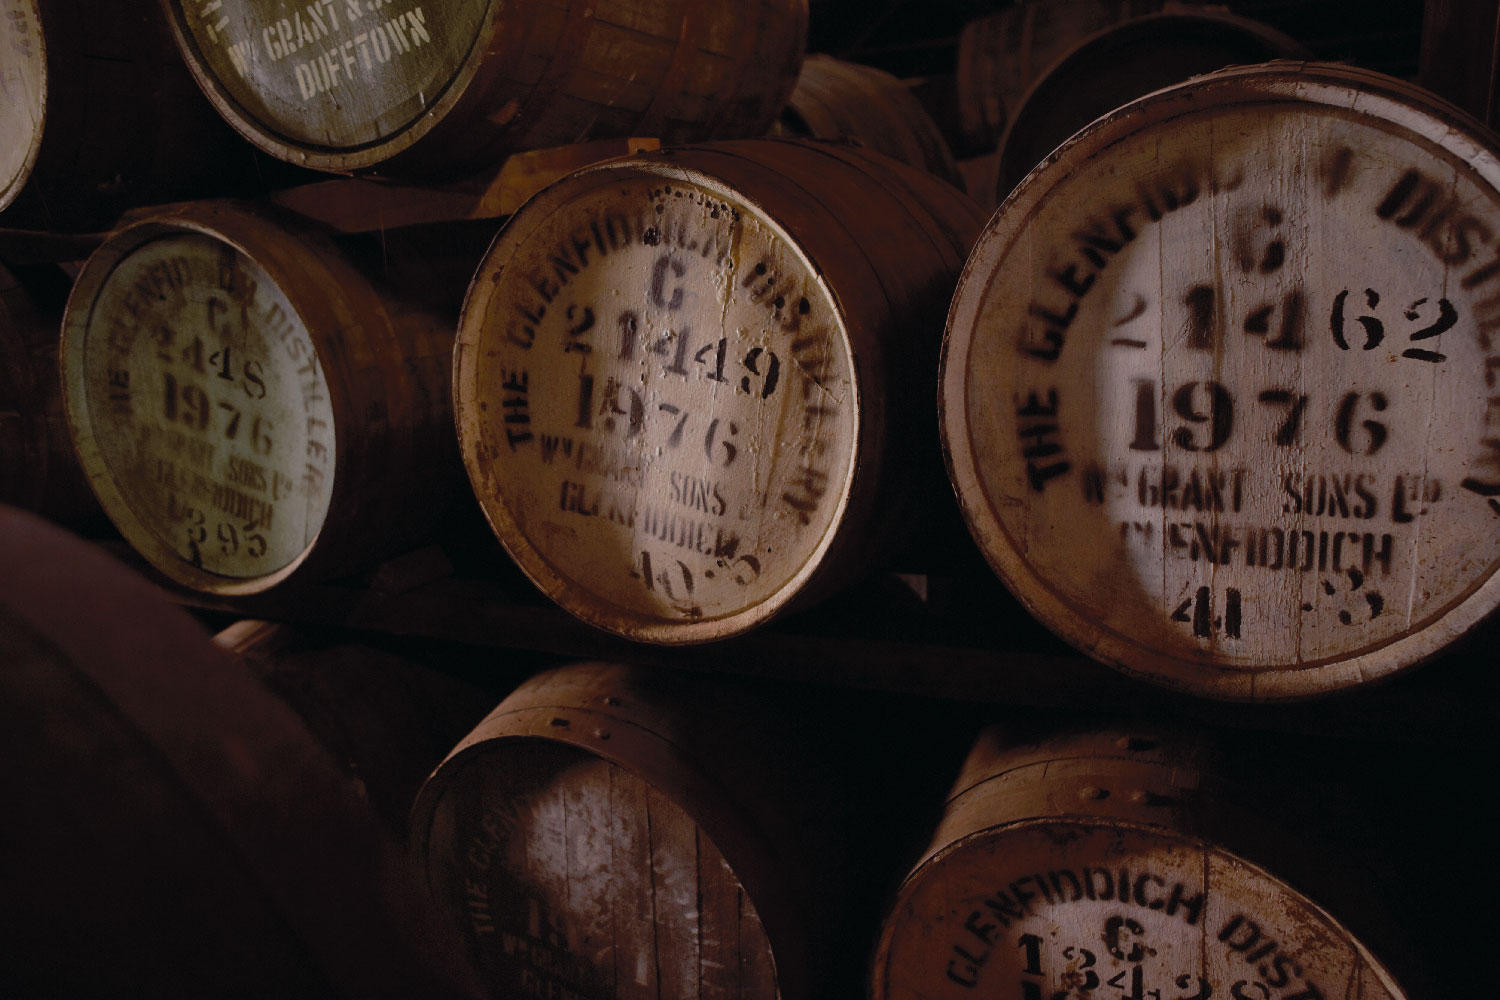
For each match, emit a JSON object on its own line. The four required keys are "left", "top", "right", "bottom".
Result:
{"left": 941, "top": 63, "right": 1500, "bottom": 699}
{"left": 0, "top": 0, "right": 45, "bottom": 212}
{"left": 163, "top": 0, "right": 494, "bottom": 168}
{"left": 872, "top": 821, "right": 1404, "bottom": 1000}
{"left": 455, "top": 162, "right": 858, "bottom": 643}
{"left": 62, "top": 219, "right": 336, "bottom": 593}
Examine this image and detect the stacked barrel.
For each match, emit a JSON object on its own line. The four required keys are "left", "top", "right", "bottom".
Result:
{"left": 2, "top": 0, "right": 1489, "bottom": 997}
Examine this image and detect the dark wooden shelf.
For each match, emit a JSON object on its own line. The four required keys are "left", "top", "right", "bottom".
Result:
{"left": 102, "top": 532, "right": 1498, "bottom": 754}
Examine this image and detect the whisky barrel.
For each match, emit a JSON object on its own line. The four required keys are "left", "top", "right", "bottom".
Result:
{"left": 954, "top": 0, "right": 1168, "bottom": 156}
{"left": 941, "top": 63, "right": 1500, "bottom": 699}
{"left": 993, "top": 9, "right": 1310, "bottom": 197}
{"left": 775, "top": 54, "right": 963, "bottom": 186}
{"left": 0, "top": 504, "right": 482, "bottom": 999}
{"left": 0, "top": 263, "right": 96, "bottom": 522}
{"left": 412, "top": 660, "right": 939, "bottom": 1000}
{"left": 160, "top": 0, "right": 809, "bottom": 176}
{"left": 870, "top": 727, "right": 1409, "bottom": 1000}
{"left": 59, "top": 201, "right": 470, "bottom": 595}
{"left": 0, "top": 0, "right": 290, "bottom": 231}
{"left": 213, "top": 620, "right": 520, "bottom": 845}
{"left": 454, "top": 139, "right": 985, "bottom": 643}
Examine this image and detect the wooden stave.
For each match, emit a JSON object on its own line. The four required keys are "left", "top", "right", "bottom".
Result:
{"left": 58, "top": 200, "right": 469, "bottom": 595}
{"left": 452, "top": 138, "right": 985, "bottom": 644}
{"left": 0, "top": 262, "right": 96, "bottom": 522}
{"left": 941, "top": 61, "right": 1500, "bottom": 700}
{"left": 159, "top": 0, "right": 810, "bottom": 177}
{"left": 992, "top": 8, "right": 1313, "bottom": 200}
{"left": 777, "top": 54, "right": 965, "bottom": 187}
{"left": 0, "top": 0, "right": 295, "bottom": 232}
{"left": 870, "top": 726, "right": 1411, "bottom": 1000}
{"left": 0, "top": 504, "right": 483, "bottom": 999}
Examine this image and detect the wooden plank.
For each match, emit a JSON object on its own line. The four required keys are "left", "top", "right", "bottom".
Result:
{"left": 268, "top": 139, "right": 662, "bottom": 233}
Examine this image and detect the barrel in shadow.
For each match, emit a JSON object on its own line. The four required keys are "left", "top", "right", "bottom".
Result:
{"left": 954, "top": 0, "right": 1170, "bottom": 158}
{"left": 213, "top": 620, "right": 531, "bottom": 846}
{"left": 992, "top": 8, "right": 1309, "bottom": 199}
{"left": 0, "top": 262, "right": 96, "bottom": 522}
{"left": 0, "top": 503, "right": 482, "bottom": 999}
{"left": 775, "top": 54, "right": 963, "bottom": 187}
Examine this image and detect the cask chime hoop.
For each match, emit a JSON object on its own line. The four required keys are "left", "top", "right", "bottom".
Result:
{"left": 941, "top": 63, "right": 1500, "bottom": 699}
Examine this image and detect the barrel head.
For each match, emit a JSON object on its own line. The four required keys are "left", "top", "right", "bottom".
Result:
{"left": 164, "top": 0, "right": 494, "bottom": 169}
{"left": 61, "top": 216, "right": 337, "bottom": 592}
{"left": 873, "top": 822, "right": 1405, "bottom": 1000}
{"left": 942, "top": 63, "right": 1500, "bottom": 698}
{"left": 455, "top": 159, "right": 860, "bottom": 643}
{"left": 0, "top": 0, "right": 45, "bottom": 213}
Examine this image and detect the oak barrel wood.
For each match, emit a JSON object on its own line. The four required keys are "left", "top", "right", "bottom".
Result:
{"left": 0, "top": 0, "right": 292, "bottom": 231}
{"left": 412, "top": 660, "right": 936, "bottom": 1000}
{"left": 0, "top": 504, "right": 482, "bottom": 999}
{"left": 0, "top": 262, "right": 95, "bottom": 522}
{"left": 212, "top": 620, "right": 514, "bottom": 845}
{"left": 941, "top": 62, "right": 1500, "bottom": 699}
{"left": 775, "top": 54, "right": 963, "bottom": 186}
{"left": 870, "top": 727, "right": 1409, "bottom": 1000}
{"left": 454, "top": 138, "right": 985, "bottom": 643}
{"left": 992, "top": 9, "right": 1311, "bottom": 198}
{"left": 59, "top": 200, "right": 471, "bottom": 595}
{"left": 954, "top": 0, "right": 1169, "bottom": 157}
{"left": 160, "top": 0, "right": 809, "bottom": 176}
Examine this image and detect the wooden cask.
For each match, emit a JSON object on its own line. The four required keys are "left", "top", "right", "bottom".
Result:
{"left": 0, "top": 263, "right": 95, "bottom": 522}
{"left": 0, "top": 0, "right": 290, "bottom": 231}
{"left": 940, "top": 63, "right": 1500, "bottom": 699}
{"left": 870, "top": 727, "right": 1409, "bottom": 1000}
{"left": 412, "top": 660, "right": 944, "bottom": 1000}
{"left": 775, "top": 54, "right": 963, "bottom": 187}
{"left": 59, "top": 201, "right": 470, "bottom": 595}
{"left": 454, "top": 139, "right": 985, "bottom": 643}
{"left": 0, "top": 504, "right": 482, "bottom": 999}
{"left": 954, "top": 0, "right": 1168, "bottom": 157}
{"left": 213, "top": 621, "right": 516, "bottom": 845}
{"left": 992, "top": 9, "right": 1310, "bottom": 198}
{"left": 160, "top": 0, "right": 809, "bottom": 176}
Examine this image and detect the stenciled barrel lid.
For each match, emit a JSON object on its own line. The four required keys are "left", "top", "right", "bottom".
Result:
{"left": 163, "top": 0, "right": 496, "bottom": 169}
{"left": 871, "top": 820, "right": 1405, "bottom": 1000}
{"left": 61, "top": 210, "right": 338, "bottom": 594}
{"left": 942, "top": 62, "right": 1500, "bottom": 699}
{"left": 454, "top": 156, "right": 860, "bottom": 644}
{"left": 0, "top": 0, "right": 46, "bottom": 213}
